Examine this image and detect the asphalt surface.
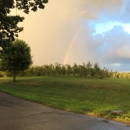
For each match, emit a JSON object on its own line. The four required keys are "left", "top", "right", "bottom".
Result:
{"left": 0, "top": 92, "right": 130, "bottom": 130}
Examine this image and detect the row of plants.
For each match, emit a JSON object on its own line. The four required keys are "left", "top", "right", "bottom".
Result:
{"left": 112, "top": 72, "right": 130, "bottom": 79}
{"left": 1, "top": 63, "right": 130, "bottom": 79}
{"left": 0, "top": 62, "right": 112, "bottom": 78}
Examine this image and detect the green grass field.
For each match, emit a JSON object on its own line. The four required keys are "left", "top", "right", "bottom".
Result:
{"left": 0, "top": 76, "right": 130, "bottom": 124}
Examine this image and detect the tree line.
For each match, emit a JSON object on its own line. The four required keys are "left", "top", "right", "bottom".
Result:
{"left": 1, "top": 62, "right": 130, "bottom": 79}
{"left": 14, "top": 62, "right": 111, "bottom": 78}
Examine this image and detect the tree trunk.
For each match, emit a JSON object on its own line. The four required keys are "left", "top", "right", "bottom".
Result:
{"left": 13, "top": 71, "right": 17, "bottom": 82}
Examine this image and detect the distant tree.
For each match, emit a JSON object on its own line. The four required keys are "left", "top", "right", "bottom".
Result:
{"left": 65, "top": 64, "right": 72, "bottom": 76}
{"left": 0, "top": 39, "right": 32, "bottom": 82}
{"left": 0, "top": 0, "right": 48, "bottom": 48}
{"left": 72, "top": 63, "right": 79, "bottom": 77}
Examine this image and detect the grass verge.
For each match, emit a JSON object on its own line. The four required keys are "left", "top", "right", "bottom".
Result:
{"left": 0, "top": 76, "right": 130, "bottom": 124}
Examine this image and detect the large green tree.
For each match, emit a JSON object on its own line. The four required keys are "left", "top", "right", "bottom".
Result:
{"left": 0, "top": 39, "right": 32, "bottom": 82}
{"left": 0, "top": 0, "right": 48, "bottom": 48}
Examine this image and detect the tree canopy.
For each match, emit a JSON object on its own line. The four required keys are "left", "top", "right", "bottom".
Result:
{"left": 0, "top": 39, "right": 33, "bottom": 82}
{"left": 0, "top": 0, "right": 48, "bottom": 48}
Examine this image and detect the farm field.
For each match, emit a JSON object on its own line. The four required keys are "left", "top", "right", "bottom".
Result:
{"left": 0, "top": 76, "right": 130, "bottom": 124}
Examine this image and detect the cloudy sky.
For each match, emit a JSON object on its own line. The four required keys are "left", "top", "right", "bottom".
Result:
{"left": 11, "top": 0, "right": 130, "bottom": 72}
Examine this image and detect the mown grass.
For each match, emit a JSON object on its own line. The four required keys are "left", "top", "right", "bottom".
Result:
{"left": 0, "top": 76, "right": 130, "bottom": 124}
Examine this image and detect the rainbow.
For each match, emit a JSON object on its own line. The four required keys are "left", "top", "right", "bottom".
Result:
{"left": 62, "top": 26, "right": 81, "bottom": 65}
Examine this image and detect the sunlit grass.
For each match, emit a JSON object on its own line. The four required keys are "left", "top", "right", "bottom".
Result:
{"left": 0, "top": 76, "right": 130, "bottom": 123}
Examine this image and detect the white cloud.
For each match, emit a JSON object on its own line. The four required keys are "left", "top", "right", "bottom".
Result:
{"left": 113, "top": 63, "right": 121, "bottom": 67}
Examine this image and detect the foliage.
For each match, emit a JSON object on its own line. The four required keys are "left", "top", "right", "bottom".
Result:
{"left": 0, "top": 39, "right": 32, "bottom": 81}
{"left": 1, "top": 61, "right": 130, "bottom": 79}
{"left": 0, "top": 71, "right": 7, "bottom": 77}
{"left": 17, "top": 62, "right": 111, "bottom": 78}
{"left": 0, "top": 77, "right": 130, "bottom": 123}
{"left": 0, "top": 0, "right": 48, "bottom": 48}
{"left": 111, "top": 72, "right": 130, "bottom": 79}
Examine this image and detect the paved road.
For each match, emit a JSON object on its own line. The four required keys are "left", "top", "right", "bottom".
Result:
{"left": 0, "top": 92, "right": 130, "bottom": 130}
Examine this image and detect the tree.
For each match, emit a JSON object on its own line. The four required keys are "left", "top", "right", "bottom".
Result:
{"left": 0, "top": 0, "right": 48, "bottom": 48}
{"left": 0, "top": 39, "right": 32, "bottom": 82}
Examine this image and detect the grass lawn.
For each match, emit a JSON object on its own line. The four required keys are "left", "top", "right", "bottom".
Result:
{"left": 0, "top": 76, "right": 130, "bottom": 124}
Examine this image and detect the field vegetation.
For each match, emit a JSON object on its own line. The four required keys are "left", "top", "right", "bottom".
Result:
{"left": 1, "top": 62, "right": 130, "bottom": 79}
{"left": 0, "top": 62, "right": 111, "bottom": 78}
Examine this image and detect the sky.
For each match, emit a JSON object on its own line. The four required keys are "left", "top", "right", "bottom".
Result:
{"left": 11, "top": 0, "right": 130, "bottom": 72}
